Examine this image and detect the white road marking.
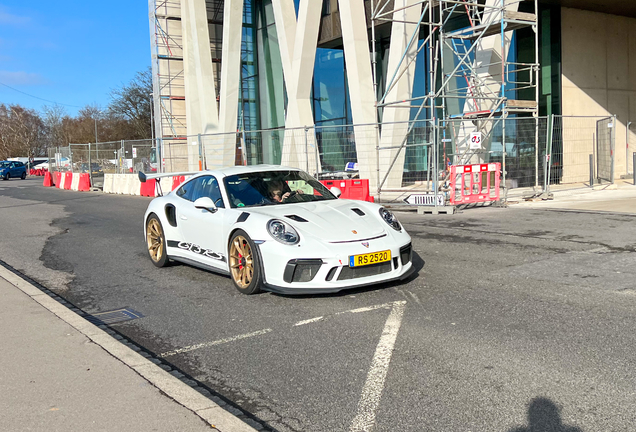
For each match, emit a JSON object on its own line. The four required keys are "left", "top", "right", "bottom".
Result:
{"left": 294, "top": 316, "right": 324, "bottom": 326}
{"left": 336, "top": 302, "right": 395, "bottom": 315}
{"left": 159, "top": 302, "right": 401, "bottom": 358}
{"left": 349, "top": 301, "right": 407, "bottom": 432}
{"left": 293, "top": 302, "right": 401, "bottom": 327}
{"left": 159, "top": 329, "right": 272, "bottom": 358}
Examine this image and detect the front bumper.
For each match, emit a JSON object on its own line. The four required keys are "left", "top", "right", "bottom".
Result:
{"left": 263, "top": 263, "right": 415, "bottom": 295}
{"left": 256, "top": 237, "right": 415, "bottom": 294}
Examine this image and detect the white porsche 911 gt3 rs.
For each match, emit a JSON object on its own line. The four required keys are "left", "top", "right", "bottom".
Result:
{"left": 140, "top": 165, "right": 414, "bottom": 295}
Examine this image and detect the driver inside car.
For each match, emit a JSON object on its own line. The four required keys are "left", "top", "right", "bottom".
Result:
{"left": 268, "top": 180, "right": 303, "bottom": 203}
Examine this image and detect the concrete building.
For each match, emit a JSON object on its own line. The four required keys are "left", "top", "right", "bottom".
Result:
{"left": 149, "top": 0, "right": 636, "bottom": 194}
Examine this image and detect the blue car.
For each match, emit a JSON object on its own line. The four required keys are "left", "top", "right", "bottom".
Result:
{"left": 0, "top": 160, "right": 27, "bottom": 180}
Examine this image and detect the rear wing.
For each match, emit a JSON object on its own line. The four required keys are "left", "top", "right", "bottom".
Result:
{"left": 138, "top": 171, "right": 199, "bottom": 197}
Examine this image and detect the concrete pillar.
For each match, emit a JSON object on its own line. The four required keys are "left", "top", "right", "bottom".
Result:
{"left": 272, "top": 0, "right": 322, "bottom": 172}
{"left": 181, "top": 0, "right": 219, "bottom": 171}
{"left": 216, "top": 0, "right": 245, "bottom": 168}
{"left": 339, "top": 0, "right": 380, "bottom": 192}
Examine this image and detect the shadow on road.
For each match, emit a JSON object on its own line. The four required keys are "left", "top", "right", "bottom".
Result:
{"left": 508, "top": 397, "right": 583, "bottom": 432}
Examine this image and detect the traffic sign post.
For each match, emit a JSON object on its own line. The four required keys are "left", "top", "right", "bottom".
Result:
{"left": 404, "top": 194, "right": 445, "bottom": 206}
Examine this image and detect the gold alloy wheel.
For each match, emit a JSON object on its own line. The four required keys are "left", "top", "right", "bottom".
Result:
{"left": 229, "top": 235, "right": 253, "bottom": 289}
{"left": 146, "top": 218, "right": 164, "bottom": 263}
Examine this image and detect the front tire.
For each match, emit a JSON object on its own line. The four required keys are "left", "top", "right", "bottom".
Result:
{"left": 146, "top": 215, "right": 168, "bottom": 267}
{"left": 229, "top": 230, "right": 262, "bottom": 294}
{"left": 3, "top": 173, "right": 9, "bottom": 180}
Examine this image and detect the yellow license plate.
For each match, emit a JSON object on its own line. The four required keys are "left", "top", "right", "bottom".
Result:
{"left": 349, "top": 250, "right": 392, "bottom": 267}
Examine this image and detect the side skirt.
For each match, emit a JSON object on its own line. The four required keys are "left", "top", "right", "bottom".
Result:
{"left": 169, "top": 256, "right": 230, "bottom": 276}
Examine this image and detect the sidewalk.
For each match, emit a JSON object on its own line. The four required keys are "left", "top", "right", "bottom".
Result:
{"left": 0, "top": 267, "right": 257, "bottom": 432}
{"left": 509, "top": 180, "right": 636, "bottom": 214}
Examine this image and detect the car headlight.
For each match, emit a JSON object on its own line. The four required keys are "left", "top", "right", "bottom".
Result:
{"left": 379, "top": 208, "right": 401, "bottom": 231}
{"left": 267, "top": 219, "right": 300, "bottom": 245}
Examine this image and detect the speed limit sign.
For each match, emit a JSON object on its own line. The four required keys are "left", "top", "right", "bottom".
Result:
{"left": 469, "top": 132, "right": 482, "bottom": 150}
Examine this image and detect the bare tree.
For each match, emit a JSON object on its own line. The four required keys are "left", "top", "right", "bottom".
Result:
{"left": 108, "top": 67, "right": 152, "bottom": 139}
{"left": 0, "top": 68, "right": 155, "bottom": 160}
{"left": 42, "top": 104, "right": 71, "bottom": 149}
{"left": 0, "top": 104, "right": 46, "bottom": 159}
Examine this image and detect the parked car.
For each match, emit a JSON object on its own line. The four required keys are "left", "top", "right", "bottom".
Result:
{"left": 0, "top": 160, "right": 27, "bottom": 180}
{"left": 80, "top": 163, "right": 103, "bottom": 175}
{"left": 140, "top": 165, "right": 414, "bottom": 295}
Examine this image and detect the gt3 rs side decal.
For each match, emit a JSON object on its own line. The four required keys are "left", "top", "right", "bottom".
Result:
{"left": 167, "top": 240, "right": 226, "bottom": 262}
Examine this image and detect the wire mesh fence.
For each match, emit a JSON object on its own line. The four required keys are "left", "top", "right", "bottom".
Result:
{"left": 551, "top": 116, "right": 615, "bottom": 186}
{"left": 55, "top": 115, "right": 620, "bottom": 197}
{"left": 440, "top": 117, "right": 549, "bottom": 191}
{"left": 626, "top": 121, "right": 636, "bottom": 176}
{"left": 595, "top": 116, "right": 615, "bottom": 183}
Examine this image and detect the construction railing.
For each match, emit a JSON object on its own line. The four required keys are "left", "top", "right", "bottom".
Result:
{"left": 626, "top": 121, "right": 636, "bottom": 177}
{"left": 48, "top": 140, "right": 157, "bottom": 189}
{"left": 59, "top": 115, "right": 624, "bottom": 201}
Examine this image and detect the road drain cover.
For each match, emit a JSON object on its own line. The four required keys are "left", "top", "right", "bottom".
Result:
{"left": 86, "top": 308, "right": 144, "bottom": 325}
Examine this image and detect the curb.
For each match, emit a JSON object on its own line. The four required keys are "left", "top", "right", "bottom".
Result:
{"left": 0, "top": 265, "right": 257, "bottom": 432}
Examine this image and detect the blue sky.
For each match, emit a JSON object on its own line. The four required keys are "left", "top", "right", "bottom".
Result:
{"left": 0, "top": 1, "right": 151, "bottom": 116}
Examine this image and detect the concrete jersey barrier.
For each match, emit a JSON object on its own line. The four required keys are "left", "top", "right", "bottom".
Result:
{"left": 103, "top": 173, "right": 179, "bottom": 197}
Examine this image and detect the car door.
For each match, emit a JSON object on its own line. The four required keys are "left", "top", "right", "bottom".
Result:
{"left": 175, "top": 175, "right": 227, "bottom": 270}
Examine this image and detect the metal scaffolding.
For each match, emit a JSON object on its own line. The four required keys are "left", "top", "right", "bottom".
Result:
{"left": 150, "top": 0, "right": 186, "bottom": 141}
{"left": 370, "top": 0, "right": 540, "bottom": 196}
{"left": 149, "top": 0, "right": 225, "bottom": 171}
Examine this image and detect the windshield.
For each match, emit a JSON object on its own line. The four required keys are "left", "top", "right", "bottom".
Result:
{"left": 0, "top": 161, "right": 8, "bottom": 168}
{"left": 224, "top": 170, "right": 336, "bottom": 208}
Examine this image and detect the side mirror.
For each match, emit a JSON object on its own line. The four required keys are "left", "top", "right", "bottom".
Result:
{"left": 330, "top": 187, "right": 342, "bottom": 198}
{"left": 194, "top": 197, "right": 218, "bottom": 213}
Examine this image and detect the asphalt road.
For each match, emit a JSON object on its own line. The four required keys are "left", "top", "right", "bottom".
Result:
{"left": 2, "top": 177, "right": 636, "bottom": 432}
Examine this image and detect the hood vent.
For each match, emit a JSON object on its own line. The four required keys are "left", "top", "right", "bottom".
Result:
{"left": 351, "top": 208, "right": 365, "bottom": 216}
{"left": 285, "top": 214, "right": 308, "bottom": 222}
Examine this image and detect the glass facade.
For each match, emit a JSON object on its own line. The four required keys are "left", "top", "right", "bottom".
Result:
{"left": 240, "top": 1, "right": 541, "bottom": 182}
{"left": 253, "top": 0, "right": 285, "bottom": 164}
{"left": 313, "top": 48, "right": 355, "bottom": 172}
{"left": 241, "top": 0, "right": 258, "bottom": 132}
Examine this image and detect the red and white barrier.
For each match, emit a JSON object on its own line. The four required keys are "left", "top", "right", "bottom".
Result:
{"left": 102, "top": 173, "right": 185, "bottom": 197}
{"left": 43, "top": 171, "right": 55, "bottom": 187}
{"left": 57, "top": 171, "right": 67, "bottom": 190}
{"left": 319, "top": 179, "right": 374, "bottom": 202}
{"left": 449, "top": 163, "right": 501, "bottom": 205}
{"left": 52, "top": 172, "right": 92, "bottom": 192}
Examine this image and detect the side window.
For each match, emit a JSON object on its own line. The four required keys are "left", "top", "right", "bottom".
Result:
{"left": 176, "top": 180, "right": 196, "bottom": 201}
{"left": 200, "top": 176, "right": 224, "bottom": 208}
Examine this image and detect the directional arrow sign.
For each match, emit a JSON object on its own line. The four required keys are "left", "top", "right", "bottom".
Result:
{"left": 404, "top": 194, "right": 444, "bottom": 206}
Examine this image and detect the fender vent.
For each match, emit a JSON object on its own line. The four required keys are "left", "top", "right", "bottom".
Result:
{"left": 165, "top": 204, "right": 177, "bottom": 227}
{"left": 351, "top": 208, "right": 365, "bottom": 216}
{"left": 236, "top": 212, "right": 250, "bottom": 223}
{"left": 285, "top": 215, "right": 308, "bottom": 222}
